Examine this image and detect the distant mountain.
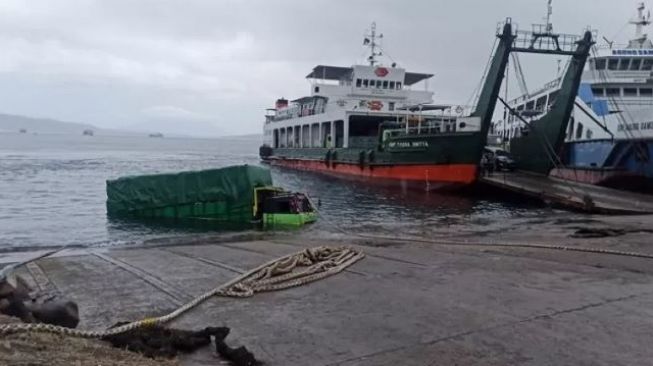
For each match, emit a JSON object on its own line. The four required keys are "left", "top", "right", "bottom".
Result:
{"left": 0, "top": 113, "right": 222, "bottom": 137}
{"left": 0, "top": 113, "right": 100, "bottom": 135}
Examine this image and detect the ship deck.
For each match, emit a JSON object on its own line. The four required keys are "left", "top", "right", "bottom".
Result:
{"left": 481, "top": 171, "right": 653, "bottom": 214}
{"left": 5, "top": 231, "right": 653, "bottom": 365}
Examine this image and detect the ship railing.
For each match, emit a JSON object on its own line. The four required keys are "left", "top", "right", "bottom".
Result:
{"left": 513, "top": 29, "right": 581, "bottom": 54}
{"left": 496, "top": 20, "right": 593, "bottom": 56}
{"left": 594, "top": 43, "right": 629, "bottom": 50}
{"left": 604, "top": 98, "right": 653, "bottom": 106}
{"left": 593, "top": 44, "right": 653, "bottom": 55}
{"left": 508, "top": 77, "right": 561, "bottom": 105}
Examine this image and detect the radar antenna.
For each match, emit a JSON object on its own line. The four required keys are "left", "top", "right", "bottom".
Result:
{"left": 630, "top": 2, "right": 652, "bottom": 48}
{"left": 363, "top": 22, "right": 383, "bottom": 66}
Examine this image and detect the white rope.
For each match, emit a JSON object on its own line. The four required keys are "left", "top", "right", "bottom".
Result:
{"left": 0, "top": 246, "right": 364, "bottom": 338}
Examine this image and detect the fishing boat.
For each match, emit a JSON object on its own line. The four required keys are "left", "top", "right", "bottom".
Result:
{"left": 260, "top": 20, "right": 591, "bottom": 190}
{"left": 494, "top": 3, "right": 653, "bottom": 189}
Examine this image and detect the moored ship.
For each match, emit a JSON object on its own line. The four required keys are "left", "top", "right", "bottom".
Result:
{"left": 260, "top": 20, "right": 591, "bottom": 190}
{"left": 495, "top": 3, "right": 653, "bottom": 190}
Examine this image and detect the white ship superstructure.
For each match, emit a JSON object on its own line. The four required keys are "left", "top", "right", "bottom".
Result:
{"left": 262, "top": 23, "right": 476, "bottom": 151}
{"left": 493, "top": 3, "right": 653, "bottom": 185}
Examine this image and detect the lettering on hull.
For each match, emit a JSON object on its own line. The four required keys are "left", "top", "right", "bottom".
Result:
{"left": 617, "top": 122, "right": 653, "bottom": 131}
{"left": 387, "top": 141, "right": 429, "bottom": 149}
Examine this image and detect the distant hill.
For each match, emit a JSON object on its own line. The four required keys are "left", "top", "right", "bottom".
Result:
{"left": 0, "top": 113, "right": 100, "bottom": 135}
{"left": 0, "top": 112, "right": 232, "bottom": 138}
{"left": 0, "top": 112, "right": 257, "bottom": 138}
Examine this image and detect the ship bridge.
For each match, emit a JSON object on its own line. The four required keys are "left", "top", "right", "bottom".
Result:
{"left": 306, "top": 65, "right": 433, "bottom": 88}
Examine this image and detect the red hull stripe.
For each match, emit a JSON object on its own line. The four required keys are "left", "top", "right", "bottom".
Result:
{"left": 269, "top": 158, "right": 478, "bottom": 184}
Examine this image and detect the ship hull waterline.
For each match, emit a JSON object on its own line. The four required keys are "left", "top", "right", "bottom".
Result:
{"left": 266, "top": 157, "right": 479, "bottom": 191}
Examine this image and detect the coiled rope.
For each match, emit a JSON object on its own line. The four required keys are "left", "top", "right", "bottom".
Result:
{"left": 0, "top": 246, "right": 364, "bottom": 337}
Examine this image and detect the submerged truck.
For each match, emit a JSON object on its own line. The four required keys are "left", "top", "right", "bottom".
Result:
{"left": 106, "top": 165, "right": 317, "bottom": 227}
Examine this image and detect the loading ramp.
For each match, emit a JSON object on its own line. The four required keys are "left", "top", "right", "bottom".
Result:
{"left": 481, "top": 171, "right": 653, "bottom": 214}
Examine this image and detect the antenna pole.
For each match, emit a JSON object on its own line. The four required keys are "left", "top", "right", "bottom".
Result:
{"left": 545, "top": 0, "right": 553, "bottom": 33}
{"left": 370, "top": 22, "right": 377, "bottom": 66}
{"left": 365, "top": 22, "right": 383, "bottom": 66}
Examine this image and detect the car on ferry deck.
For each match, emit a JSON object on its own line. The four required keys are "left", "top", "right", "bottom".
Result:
{"left": 484, "top": 146, "right": 516, "bottom": 171}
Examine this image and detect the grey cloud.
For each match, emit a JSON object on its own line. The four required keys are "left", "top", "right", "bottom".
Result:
{"left": 0, "top": 0, "right": 638, "bottom": 136}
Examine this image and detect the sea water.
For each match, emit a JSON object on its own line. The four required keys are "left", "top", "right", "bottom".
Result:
{"left": 0, "top": 132, "right": 553, "bottom": 250}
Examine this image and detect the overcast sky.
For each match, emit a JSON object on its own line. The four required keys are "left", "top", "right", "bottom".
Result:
{"left": 0, "top": 0, "right": 643, "bottom": 136}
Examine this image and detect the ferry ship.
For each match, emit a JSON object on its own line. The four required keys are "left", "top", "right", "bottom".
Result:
{"left": 260, "top": 21, "right": 591, "bottom": 189}
{"left": 494, "top": 3, "right": 653, "bottom": 189}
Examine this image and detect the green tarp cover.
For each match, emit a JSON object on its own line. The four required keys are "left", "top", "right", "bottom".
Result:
{"left": 106, "top": 165, "right": 272, "bottom": 220}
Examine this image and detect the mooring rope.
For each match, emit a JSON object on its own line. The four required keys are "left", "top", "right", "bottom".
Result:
{"left": 0, "top": 246, "right": 364, "bottom": 337}
{"left": 306, "top": 197, "right": 653, "bottom": 260}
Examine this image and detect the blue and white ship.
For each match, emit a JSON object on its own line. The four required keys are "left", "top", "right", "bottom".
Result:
{"left": 495, "top": 3, "right": 653, "bottom": 190}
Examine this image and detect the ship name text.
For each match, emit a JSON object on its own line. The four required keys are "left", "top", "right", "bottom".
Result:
{"left": 617, "top": 121, "right": 653, "bottom": 131}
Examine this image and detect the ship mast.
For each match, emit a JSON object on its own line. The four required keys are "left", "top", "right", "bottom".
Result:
{"left": 545, "top": 0, "right": 553, "bottom": 33}
{"left": 363, "top": 22, "right": 383, "bottom": 66}
{"left": 630, "top": 2, "right": 651, "bottom": 48}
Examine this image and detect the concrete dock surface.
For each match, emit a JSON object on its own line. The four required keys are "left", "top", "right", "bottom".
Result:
{"left": 481, "top": 171, "right": 653, "bottom": 214}
{"left": 4, "top": 214, "right": 653, "bottom": 365}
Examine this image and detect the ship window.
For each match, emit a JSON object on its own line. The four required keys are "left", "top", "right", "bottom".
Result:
{"left": 605, "top": 88, "right": 620, "bottom": 96}
{"left": 516, "top": 104, "right": 524, "bottom": 111}
{"left": 608, "top": 58, "right": 619, "bottom": 70}
{"left": 396, "top": 82, "right": 402, "bottom": 89}
{"left": 594, "top": 58, "right": 607, "bottom": 70}
{"left": 356, "top": 78, "right": 362, "bottom": 87}
{"left": 363, "top": 79, "right": 369, "bottom": 87}
{"left": 369, "top": 80, "right": 375, "bottom": 87}
{"left": 624, "top": 88, "right": 638, "bottom": 97}
{"left": 568, "top": 117, "right": 575, "bottom": 139}
{"left": 618, "top": 58, "right": 631, "bottom": 70}
{"left": 389, "top": 102, "right": 395, "bottom": 111}
{"left": 586, "top": 129, "right": 593, "bottom": 139}
{"left": 630, "top": 58, "right": 642, "bottom": 70}
{"left": 525, "top": 100, "right": 535, "bottom": 110}
{"left": 376, "top": 80, "right": 382, "bottom": 89}
{"left": 314, "top": 86, "right": 320, "bottom": 93}
{"left": 383, "top": 80, "right": 389, "bottom": 89}
{"left": 548, "top": 90, "right": 559, "bottom": 107}
{"left": 576, "top": 123, "right": 584, "bottom": 139}
{"left": 535, "top": 96, "right": 547, "bottom": 111}
{"left": 389, "top": 81, "right": 395, "bottom": 89}
{"left": 640, "top": 88, "right": 653, "bottom": 96}
{"left": 643, "top": 59, "right": 653, "bottom": 70}
{"left": 591, "top": 87, "right": 604, "bottom": 97}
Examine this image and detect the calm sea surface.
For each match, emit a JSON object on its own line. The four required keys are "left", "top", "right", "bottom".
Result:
{"left": 0, "top": 133, "right": 556, "bottom": 250}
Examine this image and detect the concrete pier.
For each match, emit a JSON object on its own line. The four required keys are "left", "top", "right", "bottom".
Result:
{"left": 4, "top": 224, "right": 653, "bottom": 365}
{"left": 481, "top": 171, "right": 653, "bottom": 214}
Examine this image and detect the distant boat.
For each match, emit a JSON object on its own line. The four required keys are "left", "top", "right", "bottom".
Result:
{"left": 82, "top": 129, "right": 94, "bottom": 136}
{"left": 19, "top": 128, "right": 27, "bottom": 134}
{"left": 149, "top": 132, "right": 164, "bottom": 138}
